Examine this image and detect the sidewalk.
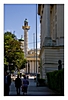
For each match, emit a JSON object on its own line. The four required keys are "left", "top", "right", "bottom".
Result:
{"left": 9, "top": 79, "right": 58, "bottom": 96}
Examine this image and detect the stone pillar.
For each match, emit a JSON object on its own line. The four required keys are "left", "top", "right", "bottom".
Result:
{"left": 29, "top": 61, "right": 31, "bottom": 73}
{"left": 31, "top": 61, "right": 33, "bottom": 73}
{"left": 30, "top": 61, "right": 32, "bottom": 73}
{"left": 28, "top": 61, "right": 30, "bottom": 73}
{"left": 29, "top": 61, "right": 30, "bottom": 73}
{"left": 26, "top": 63, "right": 28, "bottom": 73}
{"left": 24, "top": 30, "right": 28, "bottom": 57}
{"left": 31, "top": 61, "right": 32, "bottom": 73}
{"left": 46, "top": 4, "right": 50, "bottom": 37}
{"left": 43, "top": 4, "right": 52, "bottom": 46}
{"left": 34, "top": 61, "right": 35, "bottom": 73}
{"left": 33, "top": 61, "right": 34, "bottom": 73}
{"left": 26, "top": 63, "right": 27, "bottom": 73}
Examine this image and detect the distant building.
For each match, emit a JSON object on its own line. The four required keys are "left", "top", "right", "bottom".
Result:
{"left": 18, "top": 35, "right": 40, "bottom": 75}
{"left": 38, "top": 4, "right": 64, "bottom": 79}
{"left": 26, "top": 49, "right": 40, "bottom": 75}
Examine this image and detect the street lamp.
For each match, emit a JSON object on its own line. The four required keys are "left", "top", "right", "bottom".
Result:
{"left": 33, "top": 33, "right": 35, "bottom": 74}
{"left": 36, "top": 4, "right": 38, "bottom": 86}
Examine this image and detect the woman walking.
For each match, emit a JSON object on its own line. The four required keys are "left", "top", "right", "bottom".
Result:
{"left": 22, "top": 75, "right": 29, "bottom": 95}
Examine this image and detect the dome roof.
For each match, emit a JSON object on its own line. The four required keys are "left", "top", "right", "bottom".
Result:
{"left": 19, "top": 38, "right": 24, "bottom": 41}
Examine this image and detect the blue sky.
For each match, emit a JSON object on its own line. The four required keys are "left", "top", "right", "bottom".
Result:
{"left": 4, "top": 4, "right": 40, "bottom": 49}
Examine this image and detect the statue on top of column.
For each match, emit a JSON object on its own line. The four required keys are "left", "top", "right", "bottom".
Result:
{"left": 24, "top": 18, "right": 28, "bottom": 26}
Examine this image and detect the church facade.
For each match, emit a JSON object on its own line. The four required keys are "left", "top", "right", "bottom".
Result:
{"left": 26, "top": 49, "right": 40, "bottom": 75}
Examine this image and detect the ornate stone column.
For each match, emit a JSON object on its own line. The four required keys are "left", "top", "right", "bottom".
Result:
{"left": 31, "top": 61, "right": 32, "bottom": 73}
{"left": 28, "top": 61, "right": 30, "bottom": 73}
{"left": 30, "top": 61, "right": 32, "bottom": 73}
{"left": 34, "top": 61, "right": 35, "bottom": 73}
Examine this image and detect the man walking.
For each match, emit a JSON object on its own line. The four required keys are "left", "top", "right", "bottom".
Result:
{"left": 4, "top": 71, "right": 11, "bottom": 96}
{"left": 15, "top": 75, "right": 22, "bottom": 95}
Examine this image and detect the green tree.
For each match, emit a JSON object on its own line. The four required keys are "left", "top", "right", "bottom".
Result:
{"left": 4, "top": 31, "right": 26, "bottom": 71}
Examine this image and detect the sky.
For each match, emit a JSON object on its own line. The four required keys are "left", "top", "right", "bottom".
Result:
{"left": 4, "top": 4, "right": 40, "bottom": 49}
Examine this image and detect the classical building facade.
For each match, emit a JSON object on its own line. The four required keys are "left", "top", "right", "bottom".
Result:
{"left": 25, "top": 49, "right": 40, "bottom": 75}
{"left": 38, "top": 4, "right": 64, "bottom": 79}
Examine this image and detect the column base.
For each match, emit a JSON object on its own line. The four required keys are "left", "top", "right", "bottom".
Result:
{"left": 43, "top": 37, "right": 52, "bottom": 46}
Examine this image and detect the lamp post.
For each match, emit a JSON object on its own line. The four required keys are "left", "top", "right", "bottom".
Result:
{"left": 33, "top": 33, "right": 35, "bottom": 74}
{"left": 36, "top": 4, "right": 37, "bottom": 86}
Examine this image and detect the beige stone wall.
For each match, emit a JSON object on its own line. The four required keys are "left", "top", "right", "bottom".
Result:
{"left": 57, "top": 4, "right": 64, "bottom": 38}
{"left": 50, "top": 5, "right": 57, "bottom": 40}
{"left": 40, "top": 48, "right": 46, "bottom": 78}
{"left": 39, "top": 4, "right": 64, "bottom": 46}
{"left": 38, "top": 4, "right": 64, "bottom": 79}
{"left": 40, "top": 46, "right": 64, "bottom": 78}
{"left": 41, "top": 4, "right": 51, "bottom": 46}
{"left": 50, "top": 4, "right": 64, "bottom": 46}
{"left": 57, "top": 4, "right": 64, "bottom": 46}
{"left": 45, "top": 47, "right": 64, "bottom": 64}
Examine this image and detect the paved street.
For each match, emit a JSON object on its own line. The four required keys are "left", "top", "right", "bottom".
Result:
{"left": 9, "top": 79, "right": 58, "bottom": 96}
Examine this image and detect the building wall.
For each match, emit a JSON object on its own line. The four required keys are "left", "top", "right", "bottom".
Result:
{"left": 41, "top": 4, "right": 51, "bottom": 46}
{"left": 26, "top": 60, "right": 39, "bottom": 74}
{"left": 50, "top": 4, "right": 64, "bottom": 46}
{"left": 40, "top": 46, "right": 64, "bottom": 78}
{"left": 40, "top": 4, "right": 64, "bottom": 46}
{"left": 57, "top": 4, "right": 64, "bottom": 38}
{"left": 38, "top": 4, "right": 64, "bottom": 79}
{"left": 26, "top": 49, "right": 40, "bottom": 74}
{"left": 57, "top": 4, "right": 64, "bottom": 46}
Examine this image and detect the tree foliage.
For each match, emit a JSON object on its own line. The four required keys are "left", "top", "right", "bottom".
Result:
{"left": 4, "top": 31, "right": 26, "bottom": 71}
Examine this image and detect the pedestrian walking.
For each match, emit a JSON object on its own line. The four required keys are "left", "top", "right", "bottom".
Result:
{"left": 22, "top": 75, "right": 29, "bottom": 95}
{"left": 15, "top": 75, "right": 22, "bottom": 95}
{"left": 4, "top": 71, "right": 11, "bottom": 96}
{"left": 26, "top": 76, "right": 29, "bottom": 86}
